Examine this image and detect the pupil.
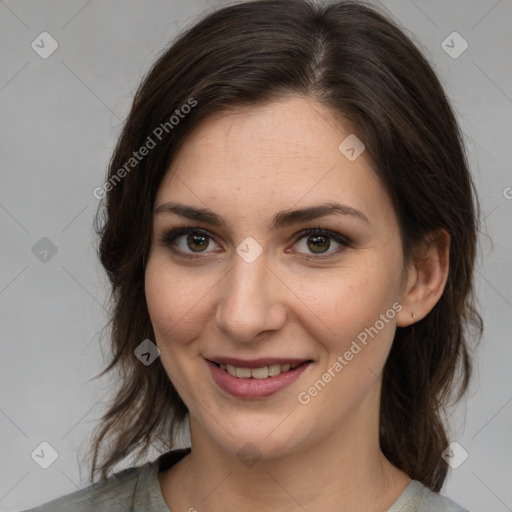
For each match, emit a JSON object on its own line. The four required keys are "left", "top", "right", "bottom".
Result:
{"left": 308, "top": 235, "right": 330, "bottom": 253}
{"left": 187, "top": 233, "right": 209, "bottom": 252}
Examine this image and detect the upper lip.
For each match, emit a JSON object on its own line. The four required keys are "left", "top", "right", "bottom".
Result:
{"left": 206, "top": 356, "right": 311, "bottom": 368}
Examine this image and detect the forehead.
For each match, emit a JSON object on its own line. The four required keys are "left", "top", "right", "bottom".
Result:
{"left": 155, "top": 96, "right": 392, "bottom": 222}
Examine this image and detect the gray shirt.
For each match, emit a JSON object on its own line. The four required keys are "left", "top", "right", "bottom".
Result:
{"left": 21, "top": 448, "right": 469, "bottom": 511}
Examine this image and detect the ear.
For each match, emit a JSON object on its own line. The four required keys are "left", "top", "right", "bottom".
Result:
{"left": 396, "top": 229, "right": 450, "bottom": 327}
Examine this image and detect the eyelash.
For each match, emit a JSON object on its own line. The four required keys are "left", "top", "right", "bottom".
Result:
{"left": 158, "top": 225, "right": 353, "bottom": 260}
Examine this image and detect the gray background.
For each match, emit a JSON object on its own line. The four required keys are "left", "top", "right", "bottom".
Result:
{"left": 1, "top": 0, "right": 511, "bottom": 510}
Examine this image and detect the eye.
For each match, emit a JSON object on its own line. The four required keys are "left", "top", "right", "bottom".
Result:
{"left": 290, "top": 228, "right": 352, "bottom": 257}
{"left": 159, "top": 227, "right": 221, "bottom": 257}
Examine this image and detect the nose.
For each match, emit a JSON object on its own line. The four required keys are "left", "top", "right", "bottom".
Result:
{"left": 215, "top": 250, "right": 287, "bottom": 343}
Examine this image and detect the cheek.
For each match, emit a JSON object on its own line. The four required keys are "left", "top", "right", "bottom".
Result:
{"left": 144, "top": 256, "right": 219, "bottom": 346}
{"left": 294, "top": 264, "right": 400, "bottom": 341}
{"left": 144, "top": 257, "right": 210, "bottom": 393}
{"left": 293, "top": 273, "right": 400, "bottom": 417}
{"left": 292, "top": 265, "right": 403, "bottom": 401}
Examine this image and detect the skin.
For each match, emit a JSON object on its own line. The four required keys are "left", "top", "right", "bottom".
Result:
{"left": 145, "top": 95, "right": 450, "bottom": 511}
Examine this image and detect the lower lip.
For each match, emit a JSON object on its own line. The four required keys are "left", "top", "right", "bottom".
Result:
{"left": 207, "top": 360, "right": 311, "bottom": 399}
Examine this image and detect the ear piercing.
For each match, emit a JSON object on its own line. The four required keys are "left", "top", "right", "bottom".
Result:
{"left": 411, "top": 312, "right": 417, "bottom": 320}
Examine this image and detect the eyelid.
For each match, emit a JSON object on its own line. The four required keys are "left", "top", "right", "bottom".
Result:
{"left": 290, "top": 227, "right": 353, "bottom": 246}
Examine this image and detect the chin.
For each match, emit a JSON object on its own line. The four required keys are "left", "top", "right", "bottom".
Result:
{"left": 195, "top": 408, "right": 313, "bottom": 462}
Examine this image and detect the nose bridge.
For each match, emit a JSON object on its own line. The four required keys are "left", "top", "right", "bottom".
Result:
{"left": 215, "top": 250, "right": 285, "bottom": 342}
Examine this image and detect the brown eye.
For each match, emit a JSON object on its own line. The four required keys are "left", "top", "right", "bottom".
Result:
{"left": 292, "top": 228, "right": 351, "bottom": 257}
{"left": 187, "top": 233, "right": 209, "bottom": 252}
{"left": 307, "top": 234, "right": 331, "bottom": 253}
{"left": 160, "top": 227, "right": 221, "bottom": 257}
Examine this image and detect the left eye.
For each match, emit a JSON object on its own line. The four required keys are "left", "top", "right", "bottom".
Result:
{"left": 291, "top": 229, "right": 350, "bottom": 256}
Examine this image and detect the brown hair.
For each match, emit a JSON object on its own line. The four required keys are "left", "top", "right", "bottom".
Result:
{"left": 87, "top": 0, "right": 482, "bottom": 492}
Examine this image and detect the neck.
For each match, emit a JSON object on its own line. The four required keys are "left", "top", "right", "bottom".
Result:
{"left": 160, "top": 392, "right": 411, "bottom": 511}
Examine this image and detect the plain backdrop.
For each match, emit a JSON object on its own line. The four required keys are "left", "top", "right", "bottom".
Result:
{"left": 1, "top": 0, "right": 511, "bottom": 510}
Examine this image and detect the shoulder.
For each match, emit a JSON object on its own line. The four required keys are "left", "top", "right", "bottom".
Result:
{"left": 19, "top": 465, "right": 145, "bottom": 512}
{"left": 19, "top": 448, "right": 191, "bottom": 512}
{"left": 388, "top": 480, "right": 470, "bottom": 512}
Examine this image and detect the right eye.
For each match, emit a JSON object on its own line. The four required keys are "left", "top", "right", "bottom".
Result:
{"left": 159, "top": 226, "right": 222, "bottom": 258}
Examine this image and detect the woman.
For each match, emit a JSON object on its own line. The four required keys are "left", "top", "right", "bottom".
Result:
{"left": 24, "top": 0, "right": 481, "bottom": 510}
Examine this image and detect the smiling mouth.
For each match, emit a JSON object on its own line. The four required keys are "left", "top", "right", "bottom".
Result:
{"left": 209, "top": 360, "right": 311, "bottom": 379}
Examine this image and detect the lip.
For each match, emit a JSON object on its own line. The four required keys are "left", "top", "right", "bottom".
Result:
{"left": 206, "top": 358, "right": 312, "bottom": 399}
{"left": 207, "top": 356, "right": 309, "bottom": 369}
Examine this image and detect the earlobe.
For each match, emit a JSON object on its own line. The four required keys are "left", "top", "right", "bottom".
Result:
{"left": 396, "top": 229, "right": 450, "bottom": 327}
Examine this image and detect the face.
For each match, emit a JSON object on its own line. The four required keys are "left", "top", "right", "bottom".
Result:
{"left": 145, "top": 96, "right": 410, "bottom": 460}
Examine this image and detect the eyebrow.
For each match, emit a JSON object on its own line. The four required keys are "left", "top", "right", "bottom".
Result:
{"left": 154, "top": 201, "right": 369, "bottom": 228}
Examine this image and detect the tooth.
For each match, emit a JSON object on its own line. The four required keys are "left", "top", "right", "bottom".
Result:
{"left": 268, "top": 364, "right": 282, "bottom": 377}
{"left": 236, "top": 367, "right": 251, "bottom": 378}
{"left": 222, "top": 362, "right": 301, "bottom": 378}
{"left": 251, "top": 366, "right": 269, "bottom": 379}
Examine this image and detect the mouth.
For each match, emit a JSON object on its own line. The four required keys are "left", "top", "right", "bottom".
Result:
{"left": 206, "top": 357, "right": 313, "bottom": 398}
{"left": 208, "top": 359, "right": 311, "bottom": 379}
